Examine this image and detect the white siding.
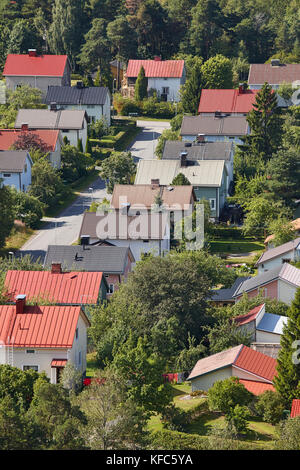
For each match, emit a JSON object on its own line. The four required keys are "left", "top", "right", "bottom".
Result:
{"left": 258, "top": 249, "right": 298, "bottom": 274}
{"left": 256, "top": 330, "right": 281, "bottom": 344}
{"left": 190, "top": 366, "right": 232, "bottom": 392}
{"left": 148, "top": 77, "right": 182, "bottom": 102}
{"left": 278, "top": 279, "right": 298, "bottom": 305}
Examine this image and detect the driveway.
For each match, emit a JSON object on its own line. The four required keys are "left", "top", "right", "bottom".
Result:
{"left": 130, "top": 120, "right": 170, "bottom": 162}
{"left": 18, "top": 120, "right": 170, "bottom": 261}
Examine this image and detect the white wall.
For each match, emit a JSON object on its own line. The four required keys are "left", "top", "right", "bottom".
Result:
{"left": 256, "top": 330, "right": 281, "bottom": 344}
{"left": 61, "top": 119, "right": 87, "bottom": 150}
{"left": 258, "top": 249, "right": 298, "bottom": 274}
{"left": 190, "top": 366, "right": 232, "bottom": 392}
{"left": 0, "top": 153, "right": 32, "bottom": 191}
{"left": 104, "top": 238, "right": 170, "bottom": 263}
{"left": 148, "top": 77, "right": 182, "bottom": 102}
{"left": 278, "top": 279, "right": 298, "bottom": 305}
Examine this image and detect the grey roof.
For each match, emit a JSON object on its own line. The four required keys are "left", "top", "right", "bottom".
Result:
{"left": 210, "top": 277, "right": 251, "bottom": 302}
{"left": 180, "top": 115, "right": 248, "bottom": 137}
{"left": 15, "top": 109, "right": 86, "bottom": 130}
{"left": 257, "top": 312, "right": 288, "bottom": 335}
{"left": 256, "top": 237, "right": 300, "bottom": 266}
{"left": 162, "top": 141, "right": 233, "bottom": 161}
{"left": 0, "top": 150, "right": 29, "bottom": 172}
{"left": 44, "top": 245, "right": 134, "bottom": 274}
{"left": 234, "top": 263, "right": 300, "bottom": 297}
{"left": 45, "top": 86, "right": 109, "bottom": 106}
{"left": 135, "top": 159, "right": 227, "bottom": 187}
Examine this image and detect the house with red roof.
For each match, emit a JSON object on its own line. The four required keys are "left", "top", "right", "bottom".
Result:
{"left": 123, "top": 58, "right": 186, "bottom": 102}
{"left": 291, "top": 399, "right": 300, "bottom": 418}
{"left": 198, "top": 86, "right": 259, "bottom": 116}
{"left": 3, "top": 50, "right": 71, "bottom": 98}
{"left": 4, "top": 263, "right": 108, "bottom": 307}
{"left": 0, "top": 128, "right": 63, "bottom": 169}
{"left": 0, "top": 295, "right": 90, "bottom": 384}
{"left": 187, "top": 344, "right": 277, "bottom": 395}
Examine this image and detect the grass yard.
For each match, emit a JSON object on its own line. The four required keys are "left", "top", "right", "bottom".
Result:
{"left": 0, "top": 223, "right": 34, "bottom": 257}
{"left": 148, "top": 382, "right": 277, "bottom": 449}
{"left": 86, "top": 351, "right": 99, "bottom": 377}
{"left": 209, "top": 239, "right": 265, "bottom": 255}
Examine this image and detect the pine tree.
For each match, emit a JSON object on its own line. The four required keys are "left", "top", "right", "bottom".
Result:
{"left": 85, "top": 137, "right": 92, "bottom": 155}
{"left": 77, "top": 138, "right": 83, "bottom": 152}
{"left": 243, "top": 82, "right": 283, "bottom": 161}
{"left": 274, "top": 287, "right": 300, "bottom": 405}
{"left": 134, "top": 66, "right": 148, "bottom": 101}
{"left": 171, "top": 173, "right": 191, "bottom": 185}
{"left": 180, "top": 59, "right": 203, "bottom": 114}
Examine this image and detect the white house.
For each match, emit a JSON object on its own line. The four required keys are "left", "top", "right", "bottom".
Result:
{"left": 45, "top": 83, "right": 111, "bottom": 126}
{"left": 0, "top": 296, "right": 90, "bottom": 384}
{"left": 3, "top": 50, "right": 71, "bottom": 99}
{"left": 256, "top": 237, "right": 300, "bottom": 274}
{"left": 79, "top": 210, "right": 170, "bottom": 263}
{"left": 123, "top": 58, "right": 186, "bottom": 102}
{"left": 0, "top": 150, "right": 32, "bottom": 191}
{"left": 15, "top": 108, "right": 88, "bottom": 150}
{"left": 187, "top": 344, "right": 277, "bottom": 396}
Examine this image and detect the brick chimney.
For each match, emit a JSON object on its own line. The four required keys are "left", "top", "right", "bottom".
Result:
{"left": 28, "top": 49, "right": 37, "bottom": 57}
{"left": 151, "top": 178, "right": 160, "bottom": 188}
{"left": 180, "top": 151, "right": 188, "bottom": 167}
{"left": 154, "top": 56, "right": 161, "bottom": 61}
{"left": 16, "top": 295, "right": 26, "bottom": 314}
{"left": 21, "top": 123, "right": 28, "bottom": 131}
{"left": 51, "top": 262, "right": 62, "bottom": 274}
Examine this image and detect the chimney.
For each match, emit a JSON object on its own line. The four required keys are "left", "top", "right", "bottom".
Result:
{"left": 215, "top": 110, "right": 222, "bottom": 117}
{"left": 238, "top": 83, "right": 245, "bottom": 94}
{"left": 154, "top": 56, "right": 161, "bottom": 61}
{"left": 80, "top": 235, "right": 90, "bottom": 247}
{"left": 50, "top": 102, "right": 57, "bottom": 111}
{"left": 151, "top": 178, "right": 160, "bottom": 188}
{"left": 51, "top": 262, "right": 62, "bottom": 274}
{"left": 271, "top": 59, "right": 280, "bottom": 67}
{"left": 16, "top": 295, "right": 26, "bottom": 314}
{"left": 197, "top": 134, "right": 205, "bottom": 143}
{"left": 120, "top": 202, "right": 131, "bottom": 215}
{"left": 180, "top": 151, "right": 188, "bottom": 167}
{"left": 76, "top": 81, "right": 84, "bottom": 89}
{"left": 21, "top": 123, "right": 28, "bottom": 131}
{"left": 28, "top": 49, "right": 37, "bottom": 57}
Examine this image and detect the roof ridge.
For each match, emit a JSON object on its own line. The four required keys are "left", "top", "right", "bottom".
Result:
{"left": 233, "top": 344, "right": 244, "bottom": 364}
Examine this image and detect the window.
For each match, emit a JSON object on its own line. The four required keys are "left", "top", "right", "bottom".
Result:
{"left": 26, "top": 349, "right": 35, "bottom": 354}
{"left": 75, "top": 328, "right": 78, "bottom": 340}
{"left": 87, "top": 105, "right": 95, "bottom": 109}
{"left": 108, "top": 284, "right": 114, "bottom": 294}
{"left": 23, "top": 366, "right": 38, "bottom": 372}
{"left": 78, "top": 351, "right": 82, "bottom": 365}
{"left": 209, "top": 198, "right": 216, "bottom": 210}
{"left": 3, "top": 173, "right": 11, "bottom": 178}
{"left": 24, "top": 164, "right": 27, "bottom": 173}
{"left": 162, "top": 87, "right": 169, "bottom": 95}
{"left": 143, "top": 240, "right": 149, "bottom": 243}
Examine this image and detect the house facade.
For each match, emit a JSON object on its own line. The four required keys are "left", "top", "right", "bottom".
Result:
{"left": 248, "top": 62, "right": 300, "bottom": 89}
{"left": 3, "top": 51, "right": 71, "bottom": 99}
{"left": 123, "top": 59, "right": 186, "bottom": 102}
{"left": 15, "top": 108, "right": 88, "bottom": 150}
{"left": 135, "top": 158, "right": 228, "bottom": 219}
{"left": 187, "top": 344, "right": 277, "bottom": 395}
{"left": 45, "top": 84, "right": 111, "bottom": 126}
{"left": 43, "top": 244, "right": 135, "bottom": 297}
{"left": 233, "top": 263, "right": 300, "bottom": 305}
{"left": 256, "top": 237, "right": 300, "bottom": 274}
{"left": 0, "top": 128, "right": 63, "bottom": 169}
{"left": 79, "top": 211, "right": 170, "bottom": 262}
{"left": 0, "top": 298, "right": 90, "bottom": 384}
{"left": 0, "top": 150, "right": 32, "bottom": 191}
{"left": 180, "top": 114, "right": 249, "bottom": 146}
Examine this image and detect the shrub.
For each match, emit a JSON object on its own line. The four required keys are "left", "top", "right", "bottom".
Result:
{"left": 161, "top": 404, "right": 187, "bottom": 432}
{"left": 276, "top": 417, "right": 300, "bottom": 450}
{"left": 190, "top": 390, "right": 206, "bottom": 397}
{"left": 149, "top": 430, "right": 208, "bottom": 450}
{"left": 255, "top": 391, "right": 285, "bottom": 425}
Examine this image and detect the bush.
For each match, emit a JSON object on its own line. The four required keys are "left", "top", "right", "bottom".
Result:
{"left": 190, "top": 390, "right": 206, "bottom": 397}
{"left": 276, "top": 417, "right": 300, "bottom": 450}
{"left": 149, "top": 430, "right": 208, "bottom": 450}
{"left": 161, "top": 404, "right": 187, "bottom": 432}
{"left": 120, "top": 99, "right": 142, "bottom": 116}
{"left": 255, "top": 391, "right": 285, "bottom": 425}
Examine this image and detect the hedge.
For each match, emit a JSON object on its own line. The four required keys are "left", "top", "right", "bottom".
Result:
{"left": 149, "top": 430, "right": 208, "bottom": 450}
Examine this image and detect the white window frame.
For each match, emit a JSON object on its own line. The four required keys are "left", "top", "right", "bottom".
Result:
{"left": 209, "top": 198, "right": 216, "bottom": 210}
{"left": 23, "top": 365, "right": 39, "bottom": 372}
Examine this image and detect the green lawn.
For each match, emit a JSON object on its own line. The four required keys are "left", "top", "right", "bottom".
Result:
{"left": 209, "top": 239, "right": 265, "bottom": 254}
{"left": 0, "top": 223, "right": 35, "bottom": 257}
{"left": 86, "top": 351, "right": 99, "bottom": 377}
{"left": 148, "top": 383, "right": 277, "bottom": 449}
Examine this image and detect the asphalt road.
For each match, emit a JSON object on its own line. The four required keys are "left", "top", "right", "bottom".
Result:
{"left": 18, "top": 120, "right": 170, "bottom": 262}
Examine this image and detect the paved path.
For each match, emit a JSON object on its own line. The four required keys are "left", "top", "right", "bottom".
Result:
{"left": 18, "top": 120, "right": 170, "bottom": 261}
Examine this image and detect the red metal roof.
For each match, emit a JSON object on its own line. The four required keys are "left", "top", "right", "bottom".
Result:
{"left": 238, "top": 379, "right": 275, "bottom": 396}
{"left": 0, "top": 304, "right": 88, "bottom": 348}
{"left": 234, "top": 345, "right": 277, "bottom": 383}
{"left": 291, "top": 399, "right": 300, "bottom": 418}
{"left": 0, "top": 129, "right": 59, "bottom": 151}
{"left": 4, "top": 270, "right": 104, "bottom": 305}
{"left": 126, "top": 60, "right": 185, "bottom": 78}
{"left": 51, "top": 359, "right": 68, "bottom": 367}
{"left": 3, "top": 54, "right": 68, "bottom": 77}
{"left": 198, "top": 89, "right": 259, "bottom": 114}
{"left": 188, "top": 344, "right": 277, "bottom": 384}
{"left": 234, "top": 304, "right": 265, "bottom": 326}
